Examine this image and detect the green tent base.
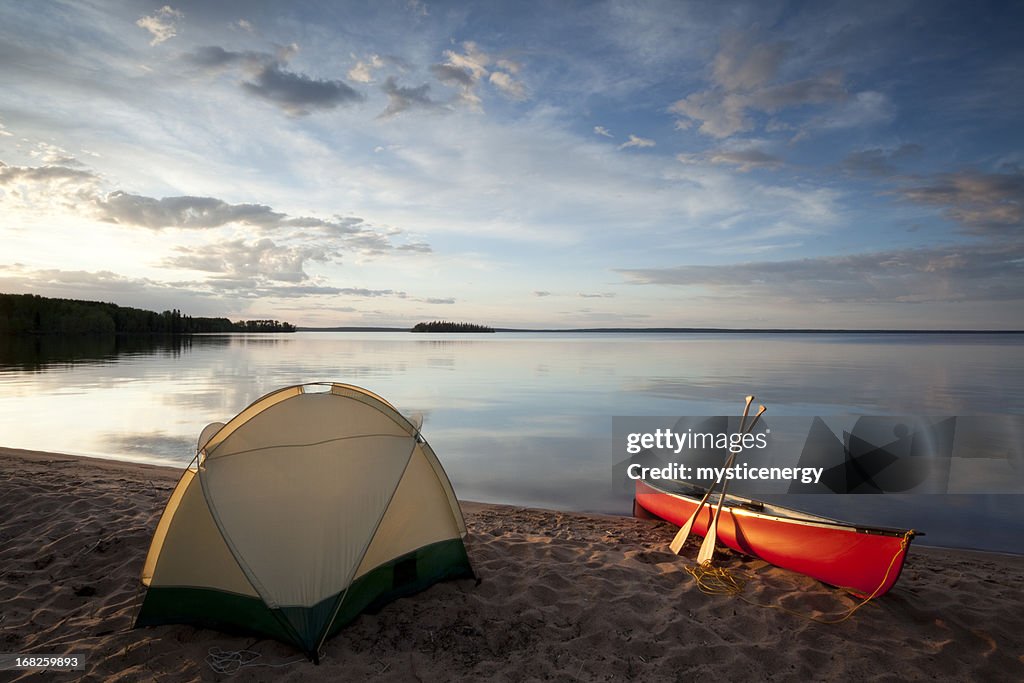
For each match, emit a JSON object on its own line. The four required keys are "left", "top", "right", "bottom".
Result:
{"left": 136, "top": 538, "right": 474, "bottom": 661}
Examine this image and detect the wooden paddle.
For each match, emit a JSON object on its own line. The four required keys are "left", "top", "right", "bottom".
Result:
{"left": 696, "top": 404, "right": 766, "bottom": 565}
{"left": 669, "top": 396, "right": 754, "bottom": 554}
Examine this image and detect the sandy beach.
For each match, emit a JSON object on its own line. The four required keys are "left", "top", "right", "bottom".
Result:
{"left": 2, "top": 446, "right": 1022, "bottom": 681}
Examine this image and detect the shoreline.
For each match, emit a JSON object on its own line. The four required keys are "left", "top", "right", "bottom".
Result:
{"left": 5, "top": 446, "right": 1018, "bottom": 558}
{"left": 2, "top": 446, "right": 1023, "bottom": 680}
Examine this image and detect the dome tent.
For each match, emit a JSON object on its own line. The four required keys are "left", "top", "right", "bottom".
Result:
{"left": 135, "top": 383, "right": 474, "bottom": 662}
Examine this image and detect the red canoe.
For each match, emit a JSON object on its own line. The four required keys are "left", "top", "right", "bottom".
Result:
{"left": 635, "top": 479, "right": 920, "bottom": 598}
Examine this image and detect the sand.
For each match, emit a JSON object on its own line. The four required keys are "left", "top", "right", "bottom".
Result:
{"left": 1, "top": 446, "right": 1022, "bottom": 682}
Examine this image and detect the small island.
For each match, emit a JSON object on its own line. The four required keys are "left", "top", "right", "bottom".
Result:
{"left": 411, "top": 320, "right": 495, "bottom": 333}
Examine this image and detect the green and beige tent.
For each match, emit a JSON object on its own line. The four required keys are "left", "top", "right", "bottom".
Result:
{"left": 135, "top": 383, "right": 474, "bottom": 662}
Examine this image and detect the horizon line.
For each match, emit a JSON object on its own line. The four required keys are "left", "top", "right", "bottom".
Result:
{"left": 297, "top": 326, "right": 1024, "bottom": 334}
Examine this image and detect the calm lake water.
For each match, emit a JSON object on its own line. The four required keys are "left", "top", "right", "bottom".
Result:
{"left": 1, "top": 331, "right": 1022, "bottom": 553}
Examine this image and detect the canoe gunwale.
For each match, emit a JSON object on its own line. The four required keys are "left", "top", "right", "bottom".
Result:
{"left": 638, "top": 479, "right": 921, "bottom": 539}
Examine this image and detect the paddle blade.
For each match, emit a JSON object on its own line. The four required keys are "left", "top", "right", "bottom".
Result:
{"left": 696, "top": 520, "right": 717, "bottom": 564}
{"left": 669, "top": 514, "right": 698, "bottom": 554}
{"left": 698, "top": 486, "right": 730, "bottom": 564}
{"left": 668, "top": 481, "right": 723, "bottom": 554}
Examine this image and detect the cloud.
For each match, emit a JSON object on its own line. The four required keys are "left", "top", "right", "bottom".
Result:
{"left": 181, "top": 45, "right": 264, "bottom": 71}
{"left": 0, "top": 160, "right": 103, "bottom": 219}
{"left": 751, "top": 74, "right": 846, "bottom": 111}
{"left": 164, "top": 238, "right": 329, "bottom": 283}
{"left": 841, "top": 144, "right": 923, "bottom": 176}
{"left": 711, "top": 33, "right": 789, "bottom": 91}
{"left": 429, "top": 63, "right": 473, "bottom": 87}
{"left": 496, "top": 59, "right": 520, "bottom": 75}
{"left": 234, "top": 19, "right": 255, "bottom": 34}
{"left": 396, "top": 242, "right": 432, "bottom": 253}
{"left": 3, "top": 158, "right": 429, "bottom": 256}
{"left": 790, "top": 91, "right": 896, "bottom": 142}
{"left": 671, "top": 75, "right": 845, "bottom": 138}
{"left": 241, "top": 63, "right": 364, "bottom": 116}
{"left": 593, "top": 126, "right": 613, "bottom": 138}
{"left": 92, "top": 190, "right": 428, "bottom": 254}
{"left": 182, "top": 46, "right": 364, "bottom": 115}
{"left": 670, "top": 91, "right": 747, "bottom": 138}
{"left": 619, "top": 134, "right": 655, "bottom": 150}
{"left": 443, "top": 41, "right": 490, "bottom": 81}
{"left": 193, "top": 283, "right": 411, "bottom": 298}
{"left": 322, "top": 107, "right": 843, "bottom": 252}
{"left": 136, "top": 6, "right": 183, "bottom": 46}
{"left": 578, "top": 292, "right": 616, "bottom": 298}
{"left": 430, "top": 41, "right": 526, "bottom": 108}
{"left": 95, "top": 192, "right": 286, "bottom": 229}
{"left": 533, "top": 290, "right": 553, "bottom": 297}
{"left": 340, "top": 230, "right": 401, "bottom": 254}
{"left": 30, "top": 143, "right": 83, "bottom": 167}
{"left": 0, "top": 265, "right": 150, "bottom": 290}
{"left": 489, "top": 71, "right": 526, "bottom": 101}
{"left": 348, "top": 54, "right": 386, "bottom": 83}
{"left": 379, "top": 77, "right": 440, "bottom": 118}
{"left": 0, "top": 161, "right": 97, "bottom": 186}
{"left": 332, "top": 287, "right": 407, "bottom": 298}
{"left": 814, "top": 90, "right": 894, "bottom": 130}
{"left": 669, "top": 31, "right": 849, "bottom": 138}
{"left": 898, "top": 171, "right": 1024, "bottom": 237}
{"left": 422, "top": 297, "right": 455, "bottom": 304}
{"left": 0, "top": 264, "right": 414, "bottom": 308}
{"left": 617, "top": 242, "right": 1024, "bottom": 303}
{"left": 708, "top": 149, "right": 781, "bottom": 171}
{"left": 678, "top": 148, "right": 782, "bottom": 172}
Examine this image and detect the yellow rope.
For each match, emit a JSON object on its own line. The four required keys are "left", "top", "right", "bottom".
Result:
{"left": 684, "top": 562, "right": 749, "bottom": 596}
{"left": 684, "top": 530, "right": 915, "bottom": 624}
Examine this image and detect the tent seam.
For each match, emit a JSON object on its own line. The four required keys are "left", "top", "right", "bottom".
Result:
{"left": 312, "top": 435, "right": 420, "bottom": 655}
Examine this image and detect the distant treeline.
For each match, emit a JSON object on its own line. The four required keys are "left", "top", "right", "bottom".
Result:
{"left": 411, "top": 320, "right": 495, "bottom": 333}
{"left": 0, "top": 293, "right": 295, "bottom": 336}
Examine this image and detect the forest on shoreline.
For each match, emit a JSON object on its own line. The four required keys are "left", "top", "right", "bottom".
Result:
{"left": 0, "top": 294, "right": 295, "bottom": 336}
{"left": 411, "top": 321, "right": 494, "bottom": 333}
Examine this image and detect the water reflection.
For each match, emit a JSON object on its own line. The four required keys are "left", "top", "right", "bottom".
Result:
{"left": 624, "top": 334, "right": 1024, "bottom": 414}
{"left": 0, "top": 334, "right": 229, "bottom": 371}
{"left": 100, "top": 432, "right": 195, "bottom": 460}
{"left": 0, "top": 331, "right": 1021, "bottom": 552}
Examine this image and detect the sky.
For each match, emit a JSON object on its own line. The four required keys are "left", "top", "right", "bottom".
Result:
{"left": 1, "top": 0, "right": 1022, "bottom": 329}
